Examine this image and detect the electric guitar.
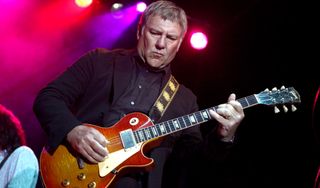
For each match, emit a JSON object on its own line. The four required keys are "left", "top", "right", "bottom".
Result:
{"left": 40, "top": 86, "right": 301, "bottom": 188}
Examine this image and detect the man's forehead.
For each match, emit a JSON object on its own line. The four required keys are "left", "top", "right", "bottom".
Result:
{"left": 146, "top": 15, "right": 182, "bottom": 33}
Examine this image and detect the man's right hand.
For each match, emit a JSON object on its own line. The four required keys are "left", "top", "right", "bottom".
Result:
{"left": 66, "top": 125, "right": 109, "bottom": 163}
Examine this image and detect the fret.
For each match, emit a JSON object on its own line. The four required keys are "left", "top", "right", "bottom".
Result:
{"left": 195, "top": 111, "right": 204, "bottom": 123}
{"left": 188, "top": 114, "right": 197, "bottom": 126}
{"left": 244, "top": 97, "right": 249, "bottom": 107}
{"left": 158, "top": 123, "right": 166, "bottom": 134}
{"left": 142, "top": 129, "right": 148, "bottom": 140}
{"left": 164, "top": 121, "right": 172, "bottom": 133}
{"left": 205, "top": 109, "right": 212, "bottom": 118}
{"left": 134, "top": 131, "right": 140, "bottom": 143}
{"left": 211, "top": 106, "right": 218, "bottom": 111}
{"left": 137, "top": 130, "right": 145, "bottom": 141}
{"left": 238, "top": 97, "right": 249, "bottom": 108}
{"left": 183, "top": 115, "right": 191, "bottom": 126}
{"left": 168, "top": 121, "right": 175, "bottom": 132}
{"left": 172, "top": 119, "right": 180, "bottom": 130}
{"left": 148, "top": 127, "right": 155, "bottom": 138}
{"left": 178, "top": 117, "right": 186, "bottom": 128}
{"left": 155, "top": 124, "right": 162, "bottom": 135}
{"left": 247, "top": 95, "right": 258, "bottom": 107}
{"left": 201, "top": 110, "right": 210, "bottom": 121}
{"left": 144, "top": 128, "right": 151, "bottom": 139}
{"left": 151, "top": 126, "right": 158, "bottom": 137}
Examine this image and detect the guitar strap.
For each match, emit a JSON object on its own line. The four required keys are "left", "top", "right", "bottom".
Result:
{"left": 149, "top": 75, "right": 179, "bottom": 123}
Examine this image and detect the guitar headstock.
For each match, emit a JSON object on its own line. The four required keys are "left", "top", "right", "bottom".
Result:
{"left": 256, "top": 86, "right": 301, "bottom": 113}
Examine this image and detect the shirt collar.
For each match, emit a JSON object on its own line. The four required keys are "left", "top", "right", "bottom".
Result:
{"left": 132, "top": 49, "right": 171, "bottom": 75}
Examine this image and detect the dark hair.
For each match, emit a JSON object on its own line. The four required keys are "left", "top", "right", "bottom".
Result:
{"left": 138, "top": 0, "right": 188, "bottom": 37}
{"left": 0, "top": 104, "right": 26, "bottom": 153}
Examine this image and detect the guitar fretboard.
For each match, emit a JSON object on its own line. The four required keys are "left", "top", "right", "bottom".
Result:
{"left": 133, "top": 94, "right": 258, "bottom": 143}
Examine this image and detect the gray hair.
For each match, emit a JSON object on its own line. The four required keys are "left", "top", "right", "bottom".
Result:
{"left": 138, "top": 0, "right": 188, "bottom": 37}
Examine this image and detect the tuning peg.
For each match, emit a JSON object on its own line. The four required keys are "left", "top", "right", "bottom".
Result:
{"left": 282, "top": 105, "right": 288, "bottom": 113}
{"left": 291, "top": 105, "right": 297, "bottom": 112}
{"left": 272, "top": 87, "right": 278, "bottom": 91}
{"left": 274, "top": 106, "right": 280, "bottom": 113}
{"left": 280, "top": 85, "right": 286, "bottom": 90}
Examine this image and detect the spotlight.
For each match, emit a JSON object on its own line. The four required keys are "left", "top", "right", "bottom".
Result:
{"left": 111, "top": 3, "right": 124, "bottom": 19}
{"left": 190, "top": 32, "right": 208, "bottom": 50}
{"left": 136, "top": 2, "right": 147, "bottom": 12}
{"left": 112, "top": 3, "right": 123, "bottom": 10}
{"left": 74, "top": 0, "right": 92, "bottom": 8}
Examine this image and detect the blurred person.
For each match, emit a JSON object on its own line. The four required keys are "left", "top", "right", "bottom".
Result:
{"left": 0, "top": 104, "right": 39, "bottom": 188}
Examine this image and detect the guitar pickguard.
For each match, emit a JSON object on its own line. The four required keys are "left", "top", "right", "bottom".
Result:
{"left": 98, "top": 143, "right": 142, "bottom": 177}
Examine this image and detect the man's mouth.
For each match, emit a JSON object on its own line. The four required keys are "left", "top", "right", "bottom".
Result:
{"left": 151, "top": 52, "right": 163, "bottom": 59}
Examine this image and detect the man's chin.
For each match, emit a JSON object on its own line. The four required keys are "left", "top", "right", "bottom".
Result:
{"left": 147, "top": 60, "right": 162, "bottom": 68}
{"left": 145, "top": 60, "right": 166, "bottom": 71}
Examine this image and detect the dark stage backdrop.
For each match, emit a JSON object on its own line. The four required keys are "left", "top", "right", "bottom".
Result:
{"left": 0, "top": 0, "right": 318, "bottom": 187}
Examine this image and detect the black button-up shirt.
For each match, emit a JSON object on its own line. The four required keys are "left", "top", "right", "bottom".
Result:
{"left": 103, "top": 54, "right": 167, "bottom": 127}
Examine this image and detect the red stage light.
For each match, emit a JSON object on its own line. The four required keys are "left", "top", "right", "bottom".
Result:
{"left": 190, "top": 32, "right": 208, "bottom": 50}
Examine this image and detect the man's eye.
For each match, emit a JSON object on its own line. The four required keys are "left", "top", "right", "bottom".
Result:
{"left": 150, "top": 31, "right": 160, "bottom": 35}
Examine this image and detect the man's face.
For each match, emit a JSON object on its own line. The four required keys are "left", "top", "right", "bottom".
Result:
{"left": 137, "top": 15, "right": 184, "bottom": 69}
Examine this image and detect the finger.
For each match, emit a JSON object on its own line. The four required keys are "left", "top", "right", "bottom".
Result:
{"left": 92, "top": 131, "right": 109, "bottom": 156}
{"left": 85, "top": 141, "right": 107, "bottom": 162}
{"left": 228, "top": 93, "right": 236, "bottom": 102}
{"left": 209, "top": 109, "right": 227, "bottom": 123}
{"left": 91, "top": 140, "right": 109, "bottom": 156}
{"left": 215, "top": 107, "right": 231, "bottom": 118}
{"left": 93, "top": 131, "right": 109, "bottom": 147}
{"left": 217, "top": 103, "right": 234, "bottom": 111}
{"left": 79, "top": 145, "right": 100, "bottom": 164}
{"left": 229, "top": 100, "right": 243, "bottom": 113}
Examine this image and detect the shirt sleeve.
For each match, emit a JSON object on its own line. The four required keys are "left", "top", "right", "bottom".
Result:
{"left": 33, "top": 48, "right": 104, "bottom": 150}
{"left": 6, "top": 146, "right": 39, "bottom": 188}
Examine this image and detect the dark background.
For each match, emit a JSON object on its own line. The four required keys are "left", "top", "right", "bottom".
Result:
{"left": 0, "top": 0, "right": 318, "bottom": 187}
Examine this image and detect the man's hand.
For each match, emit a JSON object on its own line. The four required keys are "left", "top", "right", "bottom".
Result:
{"left": 209, "top": 93, "right": 244, "bottom": 142}
{"left": 66, "top": 125, "right": 110, "bottom": 163}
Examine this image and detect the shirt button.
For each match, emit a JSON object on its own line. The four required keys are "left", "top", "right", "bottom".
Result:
{"left": 130, "top": 101, "right": 135, "bottom": 105}
{"left": 138, "top": 85, "right": 142, "bottom": 89}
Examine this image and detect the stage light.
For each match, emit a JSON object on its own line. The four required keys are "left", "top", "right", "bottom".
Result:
{"left": 112, "top": 3, "right": 123, "bottom": 10}
{"left": 75, "top": 0, "right": 92, "bottom": 8}
{"left": 136, "top": 2, "right": 147, "bottom": 13}
{"left": 111, "top": 3, "right": 124, "bottom": 19}
{"left": 190, "top": 32, "right": 208, "bottom": 50}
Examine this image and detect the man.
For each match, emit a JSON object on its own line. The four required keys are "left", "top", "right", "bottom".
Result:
{"left": 33, "top": 1, "right": 244, "bottom": 187}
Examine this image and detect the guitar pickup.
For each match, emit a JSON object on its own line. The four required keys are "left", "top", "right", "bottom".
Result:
{"left": 119, "top": 129, "right": 137, "bottom": 150}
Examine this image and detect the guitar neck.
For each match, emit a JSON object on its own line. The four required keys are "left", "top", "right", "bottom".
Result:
{"left": 132, "top": 94, "right": 258, "bottom": 143}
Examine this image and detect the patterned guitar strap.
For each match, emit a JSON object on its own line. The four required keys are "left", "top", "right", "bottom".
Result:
{"left": 149, "top": 75, "right": 180, "bottom": 123}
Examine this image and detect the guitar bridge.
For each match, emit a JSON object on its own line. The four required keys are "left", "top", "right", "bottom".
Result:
{"left": 119, "top": 129, "right": 137, "bottom": 150}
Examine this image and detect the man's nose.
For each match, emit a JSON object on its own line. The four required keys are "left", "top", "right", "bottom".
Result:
{"left": 156, "top": 36, "right": 166, "bottom": 49}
